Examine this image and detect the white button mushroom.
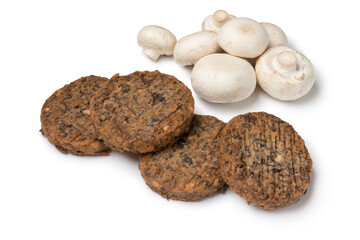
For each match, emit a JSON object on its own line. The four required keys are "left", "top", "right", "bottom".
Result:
{"left": 260, "top": 22, "right": 288, "bottom": 48}
{"left": 137, "top": 25, "right": 177, "bottom": 61}
{"left": 173, "top": 31, "right": 222, "bottom": 66}
{"left": 255, "top": 46, "right": 315, "bottom": 101}
{"left": 218, "top": 17, "right": 269, "bottom": 58}
{"left": 202, "top": 10, "right": 236, "bottom": 33}
{"left": 191, "top": 53, "right": 256, "bottom": 103}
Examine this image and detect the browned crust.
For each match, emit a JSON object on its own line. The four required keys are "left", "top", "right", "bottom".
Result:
{"left": 139, "top": 115, "right": 226, "bottom": 201}
{"left": 90, "top": 71, "right": 194, "bottom": 153}
{"left": 40, "top": 75, "right": 110, "bottom": 155}
{"left": 219, "top": 112, "right": 312, "bottom": 209}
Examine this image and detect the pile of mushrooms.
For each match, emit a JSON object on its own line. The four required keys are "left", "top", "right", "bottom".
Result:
{"left": 137, "top": 10, "right": 315, "bottom": 103}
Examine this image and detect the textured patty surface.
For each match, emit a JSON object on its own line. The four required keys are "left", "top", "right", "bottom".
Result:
{"left": 219, "top": 112, "right": 312, "bottom": 209}
{"left": 90, "top": 71, "right": 194, "bottom": 153}
{"left": 139, "top": 115, "right": 226, "bottom": 201}
{"left": 40, "top": 75, "right": 110, "bottom": 155}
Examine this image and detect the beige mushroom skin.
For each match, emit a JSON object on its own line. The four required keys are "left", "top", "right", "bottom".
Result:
{"left": 255, "top": 46, "right": 315, "bottom": 101}
{"left": 218, "top": 17, "right": 269, "bottom": 58}
{"left": 191, "top": 53, "right": 256, "bottom": 103}
{"left": 137, "top": 25, "right": 177, "bottom": 61}
{"left": 202, "top": 10, "right": 236, "bottom": 33}
{"left": 173, "top": 31, "right": 221, "bottom": 66}
{"left": 261, "top": 22, "right": 288, "bottom": 48}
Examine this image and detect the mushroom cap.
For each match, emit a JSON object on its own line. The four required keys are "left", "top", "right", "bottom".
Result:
{"left": 191, "top": 53, "right": 256, "bottom": 103}
{"left": 255, "top": 46, "right": 315, "bottom": 101}
{"left": 260, "top": 22, "right": 288, "bottom": 48}
{"left": 202, "top": 10, "right": 236, "bottom": 33}
{"left": 218, "top": 17, "right": 269, "bottom": 58}
{"left": 173, "top": 31, "right": 221, "bottom": 66}
{"left": 137, "top": 25, "right": 177, "bottom": 60}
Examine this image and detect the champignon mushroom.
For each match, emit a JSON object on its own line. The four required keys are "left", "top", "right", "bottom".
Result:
{"left": 218, "top": 17, "right": 269, "bottom": 58}
{"left": 255, "top": 46, "right": 315, "bottom": 101}
{"left": 191, "top": 53, "right": 256, "bottom": 103}
{"left": 173, "top": 31, "right": 222, "bottom": 66}
{"left": 202, "top": 10, "right": 236, "bottom": 33}
{"left": 260, "top": 22, "right": 288, "bottom": 48}
{"left": 137, "top": 25, "right": 177, "bottom": 61}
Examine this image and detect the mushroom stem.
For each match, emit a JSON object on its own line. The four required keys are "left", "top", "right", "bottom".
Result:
{"left": 275, "top": 51, "right": 297, "bottom": 72}
{"left": 213, "top": 10, "right": 228, "bottom": 22}
{"left": 143, "top": 48, "right": 161, "bottom": 61}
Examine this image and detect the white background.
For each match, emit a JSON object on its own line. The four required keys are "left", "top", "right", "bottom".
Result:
{"left": 1, "top": 0, "right": 359, "bottom": 239}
